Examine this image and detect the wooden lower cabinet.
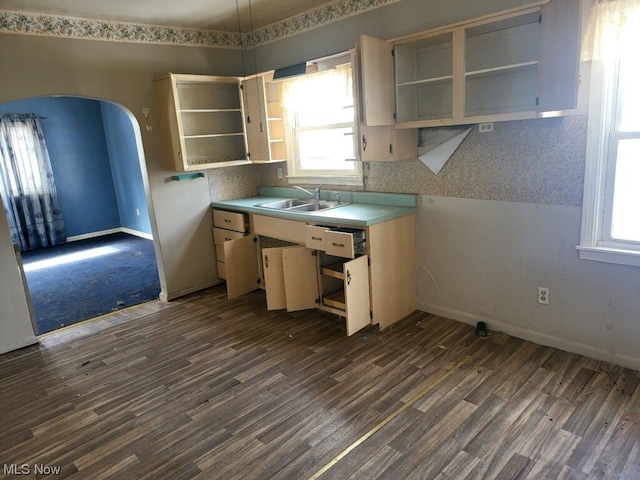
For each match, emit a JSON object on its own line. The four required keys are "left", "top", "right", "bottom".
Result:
{"left": 261, "top": 243, "right": 371, "bottom": 336}
{"left": 215, "top": 207, "right": 416, "bottom": 335}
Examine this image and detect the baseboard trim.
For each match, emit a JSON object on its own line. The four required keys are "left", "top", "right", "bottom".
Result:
{"left": 67, "top": 228, "right": 153, "bottom": 242}
{"left": 0, "top": 336, "right": 39, "bottom": 355}
{"left": 121, "top": 228, "right": 153, "bottom": 240}
{"left": 162, "top": 279, "right": 223, "bottom": 302}
{"left": 417, "top": 301, "right": 640, "bottom": 371}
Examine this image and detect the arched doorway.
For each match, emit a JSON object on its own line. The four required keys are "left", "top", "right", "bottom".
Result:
{"left": 0, "top": 95, "right": 162, "bottom": 334}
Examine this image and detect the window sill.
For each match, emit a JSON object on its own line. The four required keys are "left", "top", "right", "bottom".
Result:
{"left": 286, "top": 175, "right": 363, "bottom": 187}
{"left": 577, "top": 245, "right": 640, "bottom": 267}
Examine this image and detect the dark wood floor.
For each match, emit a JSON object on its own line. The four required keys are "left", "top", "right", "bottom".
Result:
{"left": 1, "top": 285, "right": 639, "bottom": 479}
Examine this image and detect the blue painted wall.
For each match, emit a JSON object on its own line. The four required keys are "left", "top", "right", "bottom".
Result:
{"left": 0, "top": 96, "right": 151, "bottom": 238}
{"left": 101, "top": 102, "right": 151, "bottom": 234}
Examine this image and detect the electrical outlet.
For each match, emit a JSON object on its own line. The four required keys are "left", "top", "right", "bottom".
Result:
{"left": 277, "top": 167, "right": 283, "bottom": 180}
{"left": 479, "top": 122, "right": 494, "bottom": 133}
{"left": 538, "top": 287, "right": 550, "bottom": 305}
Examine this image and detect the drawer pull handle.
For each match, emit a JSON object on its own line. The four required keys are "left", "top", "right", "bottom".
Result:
{"left": 264, "top": 255, "right": 269, "bottom": 268}
{"left": 311, "top": 236, "right": 323, "bottom": 241}
{"left": 224, "top": 219, "right": 231, "bottom": 223}
{"left": 347, "top": 270, "right": 351, "bottom": 285}
{"left": 224, "top": 237, "right": 231, "bottom": 241}
{"left": 332, "top": 242, "right": 345, "bottom": 248}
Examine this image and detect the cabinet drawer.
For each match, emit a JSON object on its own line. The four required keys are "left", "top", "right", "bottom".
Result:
{"left": 213, "top": 209, "right": 247, "bottom": 233}
{"left": 253, "top": 214, "right": 306, "bottom": 244}
{"left": 305, "top": 226, "right": 365, "bottom": 259}
{"left": 213, "top": 227, "right": 245, "bottom": 245}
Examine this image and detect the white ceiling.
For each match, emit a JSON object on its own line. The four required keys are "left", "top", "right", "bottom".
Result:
{"left": 0, "top": 0, "right": 336, "bottom": 31}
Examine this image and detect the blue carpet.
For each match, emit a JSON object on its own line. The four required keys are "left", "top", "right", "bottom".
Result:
{"left": 21, "top": 233, "right": 161, "bottom": 334}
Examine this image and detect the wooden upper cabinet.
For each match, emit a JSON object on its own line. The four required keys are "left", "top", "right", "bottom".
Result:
{"left": 362, "top": 0, "right": 581, "bottom": 129}
{"left": 154, "top": 73, "right": 285, "bottom": 171}
{"left": 153, "top": 73, "right": 250, "bottom": 171}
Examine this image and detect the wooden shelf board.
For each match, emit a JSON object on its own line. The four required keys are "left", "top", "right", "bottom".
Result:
{"left": 397, "top": 75, "right": 453, "bottom": 88}
{"left": 180, "top": 109, "right": 242, "bottom": 113}
{"left": 322, "top": 263, "right": 345, "bottom": 280}
{"left": 182, "top": 132, "right": 244, "bottom": 139}
{"left": 465, "top": 61, "right": 538, "bottom": 79}
{"left": 323, "top": 290, "right": 346, "bottom": 310}
{"left": 184, "top": 159, "right": 251, "bottom": 170}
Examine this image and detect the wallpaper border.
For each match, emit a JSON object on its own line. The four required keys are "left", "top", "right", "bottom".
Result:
{"left": 0, "top": 0, "right": 401, "bottom": 48}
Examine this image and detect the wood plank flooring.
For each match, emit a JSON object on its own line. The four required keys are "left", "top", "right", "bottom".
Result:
{"left": 1, "top": 285, "right": 639, "bottom": 479}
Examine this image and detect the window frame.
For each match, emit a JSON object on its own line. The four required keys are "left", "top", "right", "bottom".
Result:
{"left": 282, "top": 59, "right": 363, "bottom": 187}
{"left": 578, "top": 57, "right": 640, "bottom": 266}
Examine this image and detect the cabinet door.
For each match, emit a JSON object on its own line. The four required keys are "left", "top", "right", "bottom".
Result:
{"left": 537, "top": 0, "right": 581, "bottom": 112}
{"left": 359, "top": 124, "right": 392, "bottom": 162}
{"left": 282, "top": 247, "right": 319, "bottom": 312}
{"left": 360, "top": 125, "right": 418, "bottom": 162}
{"left": 343, "top": 255, "right": 371, "bottom": 336}
{"left": 368, "top": 214, "right": 416, "bottom": 330}
{"left": 262, "top": 246, "right": 319, "bottom": 311}
{"left": 360, "top": 35, "right": 396, "bottom": 126}
{"left": 262, "top": 247, "right": 287, "bottom": 310}
{"left": 242, "top": 76, "right": 271, "bottom": 162}
{"left": 224, "top": 235, "right": 259, "bottom": 299}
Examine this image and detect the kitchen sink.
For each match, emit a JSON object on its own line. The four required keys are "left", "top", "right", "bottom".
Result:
{"left": 289, "top": 200, "right": 342, "bottom": 212}
{"left": 257, "top": 199, "right": 310, "bottom": 210}
{"left": 257, "top": 199, "right": 347, "bottom": 213}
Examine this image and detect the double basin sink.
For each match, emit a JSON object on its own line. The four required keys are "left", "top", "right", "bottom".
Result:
{"left": 257, "top": 198, "right": 348, "bottom": 213}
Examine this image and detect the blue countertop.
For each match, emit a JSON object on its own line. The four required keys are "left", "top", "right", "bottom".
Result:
{"left": 211, "top": 187, "right": 417, "bottom": 227}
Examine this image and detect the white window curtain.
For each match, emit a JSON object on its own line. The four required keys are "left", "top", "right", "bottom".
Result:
{"left": 0, "top": 114, "right": 65, "bottom": 251}
{"left": 581, "top": 0, "right": 640, "bottom": 61}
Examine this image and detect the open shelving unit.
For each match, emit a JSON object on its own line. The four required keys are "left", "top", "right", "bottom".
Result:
{"left": 154, "top": 73, "right": 251, "bottom": 171}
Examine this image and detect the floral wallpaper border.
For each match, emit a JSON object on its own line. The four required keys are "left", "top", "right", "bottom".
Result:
{"left": 0, "top": 0, "right": 401, "bottom": 48}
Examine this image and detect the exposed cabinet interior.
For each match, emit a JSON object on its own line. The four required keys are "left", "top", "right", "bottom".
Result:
{"left": 359, "top": 0, "right": 580, "bottom": 129}
{"left": 241, "top": 75, "right": 287, "bottom": 164}
{"left": 265, "top": 82, "right": 287, "bottom": 162}
{"left": 464, "top": 12, "right": 540, "bottom": 117}
{"left": 395, "top": 32, "right": 454, "bottom": 122}
{"left": 154, "top": 73, "right": 250, "bottom": 171}
{"left": 319, "top": 253, "right": 370, "bottom": 336}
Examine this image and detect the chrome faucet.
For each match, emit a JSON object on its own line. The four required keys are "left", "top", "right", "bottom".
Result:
{"left": 293, "top": 185, "right": 321, "bottom": 201}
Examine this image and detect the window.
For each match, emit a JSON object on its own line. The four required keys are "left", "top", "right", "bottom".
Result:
{"left": 280, "top": 58, "right": 362, "bottom": 186}
{"left": 578, "top": 0, "right": 640, "bottom": 266}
